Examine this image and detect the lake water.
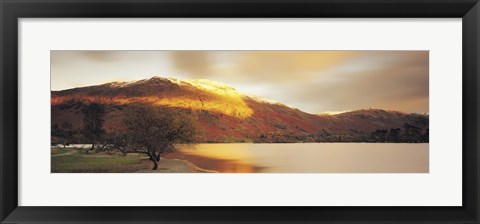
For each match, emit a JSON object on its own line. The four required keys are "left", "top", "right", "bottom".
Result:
{"left": 166, "top": 143, "right": 429, "bottom": 173}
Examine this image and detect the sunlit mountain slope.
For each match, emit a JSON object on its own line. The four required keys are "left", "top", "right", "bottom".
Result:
{"left": 51, "top": 76, "right": 429, "bottom": 143}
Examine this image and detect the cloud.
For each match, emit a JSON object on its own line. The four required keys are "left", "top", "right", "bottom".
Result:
{"left": 51, "top": 50, "right": 429, "bottom": 113}
{"left": 51, "top": 51, "right": 176, "bottom": 90}
{"left": 170, "top": 51, "right": 212, "bottom": 77}
{"left": 222, "top": 51, "right": 358, "bottom": 84}
{"left": 272, "top": 51, "right": 429, "bottom": 113}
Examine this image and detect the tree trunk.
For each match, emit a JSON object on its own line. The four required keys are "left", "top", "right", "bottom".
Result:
{"left": 155, "top": 152, "right": 161, "bottom": 162}
{"left": 152, "top": 159, "right": 158, "bottom": 170}
{"left": 90, "top": 136, "right": 97, "bottom": 150}
{"left": 147, "top": 152, "right": 158, "bottom": 170}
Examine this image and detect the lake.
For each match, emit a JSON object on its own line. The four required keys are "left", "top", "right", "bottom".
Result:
{"left": 166, "top": 143, "right": 429, "bottom": 173}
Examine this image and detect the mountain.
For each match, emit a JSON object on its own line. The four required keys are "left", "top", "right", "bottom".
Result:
{"left": 51, "top": 76, "right": 429, "bottom": 143}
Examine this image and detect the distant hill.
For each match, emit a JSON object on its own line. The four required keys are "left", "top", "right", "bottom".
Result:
{"left": 51, "top": 76, "right": 429, "bottom": 143}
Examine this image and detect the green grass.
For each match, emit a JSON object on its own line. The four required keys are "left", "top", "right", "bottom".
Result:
{"left": 51, "top": 153, "right": 148, "bottom": 173}
{"left": 51, "top": 147, "right": 72, "bottom": 155}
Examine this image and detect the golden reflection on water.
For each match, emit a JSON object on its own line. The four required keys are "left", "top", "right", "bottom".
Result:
{"left": 166, "top": 144, "right": 263, "bottom": 173}
{"left": 167, "top": 143, "right": 429, "bottom": 173}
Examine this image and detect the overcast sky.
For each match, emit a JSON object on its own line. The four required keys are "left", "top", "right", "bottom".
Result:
{"left": 51, "top": 50, "right": 428, "bottom": 114}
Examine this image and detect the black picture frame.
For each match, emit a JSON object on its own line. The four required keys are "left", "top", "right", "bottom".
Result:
{"left": 1, "top": 0, "right": 479, "bottom": 223}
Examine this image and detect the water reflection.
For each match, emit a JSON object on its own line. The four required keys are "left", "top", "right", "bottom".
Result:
{"left": 166, "top": 143, "right": 428, "bottom": 173}
{"left": 165, "top": 152, "right": 263, "bottom": 173}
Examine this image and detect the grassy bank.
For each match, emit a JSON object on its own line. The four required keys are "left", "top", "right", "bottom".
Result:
{"left": 51, "top": 147, "right": 71, "bottom": 155}
{"left": 51, "top": 148, "right": 146, "bottom": 173}
{"left": 51, "top": 147, "right": 207, "bottom": 173}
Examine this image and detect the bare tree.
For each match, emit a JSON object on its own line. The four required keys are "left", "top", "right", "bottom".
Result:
{"left": 109, "top": 106, "right": 198, "bottom": 170}
{"left": 60, "top": 122, "right": 74, "bottom": 148}
{"left": 82, "top": 103, "right": 106, "bottom": 150}
{"left": 51, "top": 122, "right": 75, "bottom": 148}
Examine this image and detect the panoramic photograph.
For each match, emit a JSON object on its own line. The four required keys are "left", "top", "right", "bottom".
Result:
{"left": 51, "top": 50, "right": 429, "bottom": 173}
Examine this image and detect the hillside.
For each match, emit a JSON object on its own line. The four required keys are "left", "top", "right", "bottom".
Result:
{"left": 51, "top": 76, "right": 429, "bottom": 143}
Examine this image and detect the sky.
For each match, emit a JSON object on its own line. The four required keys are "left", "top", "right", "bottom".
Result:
{"left": 51, "top": 50, "right": 429, "bottom": 114}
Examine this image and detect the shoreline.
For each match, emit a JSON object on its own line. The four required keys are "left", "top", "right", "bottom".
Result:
{"left": 51, "top": 148, "right": 218, "bottom": 173}
{"left": 137, "top": 158, "right": 218, "bottom": 173}
{"left": 176, "top": 159, "right": 219, "bottom": 173}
